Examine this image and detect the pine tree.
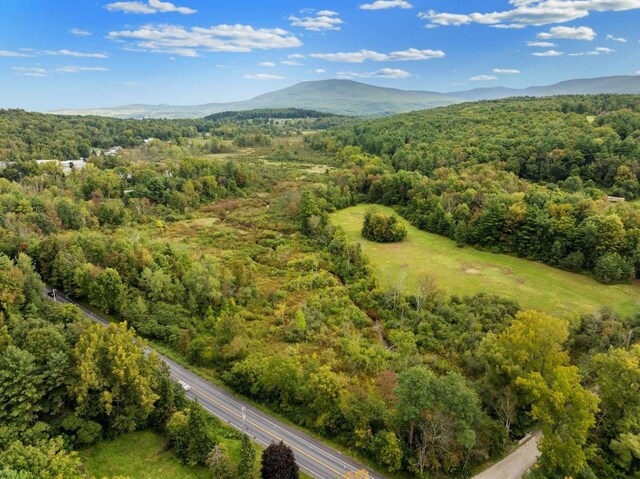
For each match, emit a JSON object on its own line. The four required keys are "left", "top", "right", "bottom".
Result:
{"left": 149, "top": 364, "right": 176, "bottom": 431}
{"left": 238, "top": 433, "right": 257, "bottom": 479}
{"left": 185, "top": 400, "right": 214, "bottom": 465}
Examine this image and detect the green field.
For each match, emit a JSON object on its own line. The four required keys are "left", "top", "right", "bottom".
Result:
{"left": 80, "top": 431, "right": 211, "bottom": 479}
{"left": 331, "top": 204, "right": 640, "bottom": 316}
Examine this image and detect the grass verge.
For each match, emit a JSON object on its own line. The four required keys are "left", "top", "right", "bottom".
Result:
{"left": 80, "top": 430, "right": 209, "bottom": 479}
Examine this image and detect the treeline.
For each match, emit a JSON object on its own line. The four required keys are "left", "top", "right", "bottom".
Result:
{"left": 204, "top": 108, "right": 337, "bottom": 121}
{"left": 308, "top": 95, "right": 640, "bottom": 199}
{"left": 0, "top": 109, "right": 211, "bottom": 161}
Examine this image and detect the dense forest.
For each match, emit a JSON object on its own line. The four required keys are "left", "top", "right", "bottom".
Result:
{"left": 0, "top": 108, "right": 351, "bottom": 165}
{"left": 0, "top": 100, "right": 639, "bottom": 479}
{"left": 309, "top": 95, "right": 640, "bottom": 199}
{"left": 308, "top": 95, "right": 640, "bottom": 284}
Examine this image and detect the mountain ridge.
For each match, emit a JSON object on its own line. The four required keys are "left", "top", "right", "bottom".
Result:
{"left": 50, "top": 75, "right": 640, "bottom": 119}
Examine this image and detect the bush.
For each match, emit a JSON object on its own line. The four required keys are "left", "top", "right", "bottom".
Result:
{"left": 594, "top": 253, "right": 635, "bottom": 284}
{"left": 361, "top": 211, "right": 407, "bottom": 243}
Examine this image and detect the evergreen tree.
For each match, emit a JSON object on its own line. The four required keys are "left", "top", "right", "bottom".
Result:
{"left": 185, "top": 400, "right": 215, "bottom": 465}
{"left": 149, "top": 364, "right": 177, "bottom": 431}
{"left": 238, "top": 433, "right": 257, "bottom": 479}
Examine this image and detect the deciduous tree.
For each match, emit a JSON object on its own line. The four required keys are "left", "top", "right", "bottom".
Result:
{"left": 260, "top": 441, "right": 299, "bottom": 479}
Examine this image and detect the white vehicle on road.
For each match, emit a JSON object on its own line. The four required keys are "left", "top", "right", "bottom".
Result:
{"left": 178, "top": 380, "right": 191, "bottom": 391}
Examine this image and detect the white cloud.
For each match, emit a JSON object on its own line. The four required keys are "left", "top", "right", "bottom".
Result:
{"left": 44, "top": 49, "right": 108, "bottom": 58}
{"left": 0, "top": 49, "right": 106, "bottom": 59}
{"left": 243, "top": 73, "right": 285, "bottom": 80}
{"left": 419, "top": 1, "right": 640, "bottom": 29}
{"left": 470, "top": 74, "right": 498, "bottom": 81}
{"left": 532, "top": 49, "right": 564, "bottom": 56}
{"left": 106, "top": 0, "right": 196, "bottom": 15}
{"left": 108, "top": 24, "right": 302, "bottom": 56}
{"left": 12, "top": 67, "right": 48, "bottom": 77}
{"left": 568, "top": 46, "right": 615, "bottom": 55}
{"left": 360, "top": 1, "right": 413, "bottom": 10}
{"left": 311, "top": 68, "right": 326, "bottom": 74}
{"left": 281, "top": 60, "right": 302, "bottom": 65}
{"left": 0, "top": 50, "right": 31, "bottom": 57}
{"left": 70, "top": 28, "right": 92, "bottom": 36}
{"left": 56, "top": 66, "right": 109, "bottom": 73}
{"left": 527, "top": 41, "right": 557, "bottom": 47}
{"left": 288, "top": 53, "right": 305, "bottom": 59}
{"left": 289, "top": 10, "right": 344, "bottom": 31}
{"left": 337, "top": 68, "right": 412, "bottom": 78}
{"left": 538, "top": 26, "right": 596, "bottom": 40}
{"left": 258, "top": 61, "right": 276, "bottom": 67}
{"left": 310, "top": 48, "right": 445, "bottom": 63}
{"left": 493, "top": 68, "right": 521, "bottom": 74}
{"left": 606, "top": 34, "right": 627, "bottom": 42}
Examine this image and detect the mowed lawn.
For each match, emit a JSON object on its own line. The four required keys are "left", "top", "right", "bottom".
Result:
{"left": 80, "top": 430, "right": 210, "bottom": 479}
{"left": 331, "top": 204, "right": 640, "bottom": 316}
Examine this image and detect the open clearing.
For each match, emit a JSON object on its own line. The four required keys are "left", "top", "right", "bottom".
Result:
{"left": 80, "top": 430, "right": 210, "bottom": 479}
{"left": 331, "top": 204, "right": 640, "bottom": 316}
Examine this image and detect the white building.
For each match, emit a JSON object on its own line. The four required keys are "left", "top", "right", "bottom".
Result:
{"left": 105, "top": 146, "right": 123, "bottom": 156}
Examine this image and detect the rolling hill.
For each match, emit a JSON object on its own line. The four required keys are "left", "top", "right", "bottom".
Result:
{"left": 51, "top": 80, "right": 462, "bottom": 119}
{"left": 50, "top": 75, "right": 640, "bottom": 119}
{"left": 449, "top": 74, "right": 640, "bottom": 101}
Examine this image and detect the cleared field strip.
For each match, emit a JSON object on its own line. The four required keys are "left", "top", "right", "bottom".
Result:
{"left": 331, "top": 204, "right": 640, "bottom": 316}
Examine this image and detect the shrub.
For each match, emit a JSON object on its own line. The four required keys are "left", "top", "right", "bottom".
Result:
{"left": 594, "top": 253, "right": 635, "bottom": 284}
{"left": 361, "top": 211, "right": 407, "bottom": 243}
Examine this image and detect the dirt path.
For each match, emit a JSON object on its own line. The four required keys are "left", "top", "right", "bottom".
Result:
{"left": 472, "top": 432, "right": 541, "bottom": 479}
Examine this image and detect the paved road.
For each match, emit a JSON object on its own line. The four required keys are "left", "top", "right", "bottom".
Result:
{"left": 472, "top": 432, "right": 541, "bottom": 479}
{"left": 46, "top": 288, "right": 380, "bottom": 479}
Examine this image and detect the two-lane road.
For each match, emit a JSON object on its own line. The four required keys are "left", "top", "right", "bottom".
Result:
{"left": 46, "top": 288, "right": 380, "bottom": 479}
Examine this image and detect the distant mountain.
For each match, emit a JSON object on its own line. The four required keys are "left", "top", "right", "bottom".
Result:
{"left": 51, "top": 80, "right": 461, "bottom": 119}
{"left": 51, "top": 75, "right": 640, "bottom": 119}
{"left": 449, "top": 75, "right": 640, "bottom": 101}
{"left": 446, "top": 86, "right": 522, "bottom": 102}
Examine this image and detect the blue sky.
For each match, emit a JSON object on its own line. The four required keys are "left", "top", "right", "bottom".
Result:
{"left": 1, "top": 0, "right": 639, "bottom": 111}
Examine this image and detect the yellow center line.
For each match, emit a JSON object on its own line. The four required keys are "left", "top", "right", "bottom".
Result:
{"left": 181, "top": 378, "right": 345, "bottom": 478}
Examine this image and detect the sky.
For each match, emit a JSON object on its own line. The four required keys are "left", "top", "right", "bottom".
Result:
{"left": 1, "top": 0, "right": 639, "bottom": 111}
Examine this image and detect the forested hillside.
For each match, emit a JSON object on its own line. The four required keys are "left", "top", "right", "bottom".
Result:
{"left": 0, "top": 101, "right": 639, "bottom": 479}
{"left": 0, "top": 108, "right": 345, "bottom": 165}
{"left": 309, "top": 95, "right": 640, "bottom": 284}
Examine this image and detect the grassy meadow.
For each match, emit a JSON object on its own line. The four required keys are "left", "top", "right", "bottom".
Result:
{"left": 80, "top": 430, "right": 211, "bottom": 479}
{"left": 331, "top": 204, "right": 640, "bottom": 316}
